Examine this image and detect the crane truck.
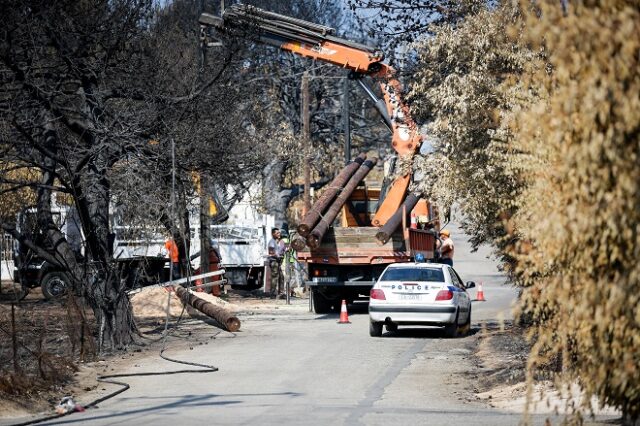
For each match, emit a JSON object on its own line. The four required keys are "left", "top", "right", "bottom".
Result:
{"left": 199, "top": 5, "right": 439, "bottom": 313}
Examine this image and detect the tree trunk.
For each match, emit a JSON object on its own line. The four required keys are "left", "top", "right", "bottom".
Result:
{"left": 31, "top": 124, "right": 95, "bottom": 357}
{"left": 263, "top": 159, "right": 289, "bottom": 229}
{"left": 178, "top": 198, "right": 191, "bottom": 277}
{"left": 90, "top": 267, "right": 137, "bottom": 351}
{"left": 83, "top": 151, "right": 136, "bottom": 351}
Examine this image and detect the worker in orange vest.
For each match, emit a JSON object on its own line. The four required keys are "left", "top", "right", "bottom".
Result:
{"left": 165, "top": 238, "right": 180, "bottom": 279}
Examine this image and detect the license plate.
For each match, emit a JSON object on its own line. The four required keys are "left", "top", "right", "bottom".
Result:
{"left": 400, "top": 294, "right": 420, "bottom": 300}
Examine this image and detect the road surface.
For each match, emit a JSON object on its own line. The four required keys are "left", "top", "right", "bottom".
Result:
{"left": 7, "top": 222, "right": 587, "bottom": 425}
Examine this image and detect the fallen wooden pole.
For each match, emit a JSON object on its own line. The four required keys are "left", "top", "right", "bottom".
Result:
{"left": 375, "top": 193, "right": 421, "bottom": 245}
{"left": 174, "top": 286, "right": 241, "bottom": 332}
{"left": 297, "top": 153, "right": 366, "bottom": 237}
{"left": 307, "top": 158, "right": 378, "bottom": 249}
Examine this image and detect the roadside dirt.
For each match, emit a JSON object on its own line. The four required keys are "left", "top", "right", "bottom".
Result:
{"left": 0, "top": 286, "right": 304, "bottom": 422}
{"left": 471, "top": 323, "right": 620, "bottom": 421}
{"left": 473, "top": 323, "right": 530, "bottom": 394}
{"left": 0, "top": 287, "right": 97, "bottom": 420}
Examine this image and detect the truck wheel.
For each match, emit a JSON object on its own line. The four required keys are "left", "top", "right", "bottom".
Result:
{"left": 444, "top": 310, "right": 460, "bottom": 338}
{"left": 369, "top": 320, "right": 383, "bottom": 337}
{"left": 41, "top": 272, "right": 69, "bottom": 300}
{"left": 329, "top": 299, "right": 341, "bottom": 311}
{"left": 245, "top": 276, "right": 261, "bottom": 291}
{"left": 312, "top": 289, "right": 332, "bottom": 314}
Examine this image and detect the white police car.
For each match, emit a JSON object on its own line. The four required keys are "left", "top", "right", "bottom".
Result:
{"left": 368, "top": 262, "right": 475, "bottom": 337}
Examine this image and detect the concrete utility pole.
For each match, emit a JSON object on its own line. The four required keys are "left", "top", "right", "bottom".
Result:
{"left": 343, "top": 77, "right": 351, "bottom": 163}
{"left": 302, "top": 72, "right": 311, "bottom": 214}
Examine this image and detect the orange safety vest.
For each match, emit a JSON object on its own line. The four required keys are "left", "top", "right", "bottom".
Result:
{"left": 165, "top": 240, "right": 179, "bottom": 263}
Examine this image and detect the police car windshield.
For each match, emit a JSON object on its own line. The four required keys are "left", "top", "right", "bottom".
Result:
{"left": 379, "top": 268, "right": 444, "bottom": 282}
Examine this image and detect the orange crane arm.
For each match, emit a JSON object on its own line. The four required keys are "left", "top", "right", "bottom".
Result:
{"left": 200, "top": 4, "right": 384, "bottom": 73}
{"left": 199, "top": 4, "right": 422, "bottom": 226}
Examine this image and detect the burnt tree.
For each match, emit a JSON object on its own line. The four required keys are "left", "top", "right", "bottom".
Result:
{"left": 0, "top": 0, "right": 266, "bottom": 351}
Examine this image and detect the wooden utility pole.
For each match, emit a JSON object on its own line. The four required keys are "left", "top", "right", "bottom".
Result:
{"left": 302, "top": 72, "right": 311, "bottom": 214}
{"left": 198, "top": 0, "right": 211, "bottom": 292}
{"left": 343, "top": 77, "right": 351, "bottom": 163}
{"left": 199, "top": 175, "right": 211, "bottom": 290}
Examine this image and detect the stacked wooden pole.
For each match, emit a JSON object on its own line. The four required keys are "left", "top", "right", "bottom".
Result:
{"left": 291, "top": 153, "right": 375, "bottom": 251}
{"left": 297, "top": 153, "right": 366, "bottom": 237}
{"left": 291, "top": 154, "right": 366, "bottom": 251}
{"left": 307, "top": 158, "right": 377, "bottom": 249}
{"left": 375, "top": 193, "right": 421, "bottom": 245}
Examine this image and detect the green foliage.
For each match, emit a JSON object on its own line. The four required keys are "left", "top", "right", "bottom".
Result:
{"left": 409, "top": 2, "right": 535, "bottom": 257}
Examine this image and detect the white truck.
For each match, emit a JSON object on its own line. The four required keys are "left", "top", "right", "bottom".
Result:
{"left": 12, "top": 202, "right": 85, "bottom": 299}
{"left": 14, "top": 191, "right": 275, "bottom": 298}
{"left": 210, "top": 197, "right": 275, "bottom": 290}
{"left": 13, "top": 201, "right": 170, "bottom": 299}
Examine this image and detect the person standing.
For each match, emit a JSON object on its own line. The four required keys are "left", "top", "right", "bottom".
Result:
{"left": 443, "top": 205, "right": 452, "bottom": 223}
{"left": 267, "top": 228, "right": 286, "bottom": 298}
{"left": 165, "top": 238, "right": 181, "bottom": 279}
{"left": 438, "top": 229, "right": 454, "bottom": 267}
{"left": 283, "top": 237, "right": 301, "bottom": 297}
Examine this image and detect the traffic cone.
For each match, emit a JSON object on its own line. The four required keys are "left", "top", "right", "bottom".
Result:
{"left": 476, "top": 282, "right": 486, "bottom": 302}
{"left": 337, "top": 300, "right": 351, "bottom": 324}
{"left": 410, "top": 211, "right": 418, "bottom": 229}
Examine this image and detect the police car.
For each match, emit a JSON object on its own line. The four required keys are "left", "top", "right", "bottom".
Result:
{"left": 368, "top": 262, "right": 475, "bottom": 337}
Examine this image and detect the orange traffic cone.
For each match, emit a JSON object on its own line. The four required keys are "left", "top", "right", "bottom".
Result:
{"left": 410, "top": 211, "right": 418, "bottom": 229}
{"left": 337, "top": 300, "right": 351, "bottom": 324}
{"left": 476, "top": 282, "right": 486, "bottom": 302}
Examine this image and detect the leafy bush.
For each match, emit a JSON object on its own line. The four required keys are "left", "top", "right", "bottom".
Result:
{"left": 511, "top": 0, "right": 640, "bottom": 420}
{"left": 411, "top": 0, "right": 640, "bottom": 420}
{"left": 409, "top": 2, "right": 537, "bottom": 264}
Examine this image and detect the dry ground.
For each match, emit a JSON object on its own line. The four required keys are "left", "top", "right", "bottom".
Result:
{"left": 472, "top": 323, "right": 620, "bottom": 422}
{"left": 0, "top": 285, "right": 97, "bottom": 418}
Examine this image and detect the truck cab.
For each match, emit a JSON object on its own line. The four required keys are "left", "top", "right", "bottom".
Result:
{"left": 13, "top": 204, "right": 83, "bottom": 300}
{"left": 210, "top": 191, "right": 275, "bottom": 290}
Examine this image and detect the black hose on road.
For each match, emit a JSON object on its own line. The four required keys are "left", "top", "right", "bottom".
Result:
{"left": 10, "top": 287, "right": 231, "bottom": 426}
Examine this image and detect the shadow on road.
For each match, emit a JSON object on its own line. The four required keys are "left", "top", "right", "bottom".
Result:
{"left": 312, "top": 301, "right": 369, "bottom": 320}
{"left": 381, "top": 325, "right": 481, "bottom": 339}
{"left": 44, "top": 391, "right": 303, "bottom": 425}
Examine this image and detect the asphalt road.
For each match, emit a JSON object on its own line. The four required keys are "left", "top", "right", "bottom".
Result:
{"left": 15, "top": 221, "right": 556, "bottom": 426}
